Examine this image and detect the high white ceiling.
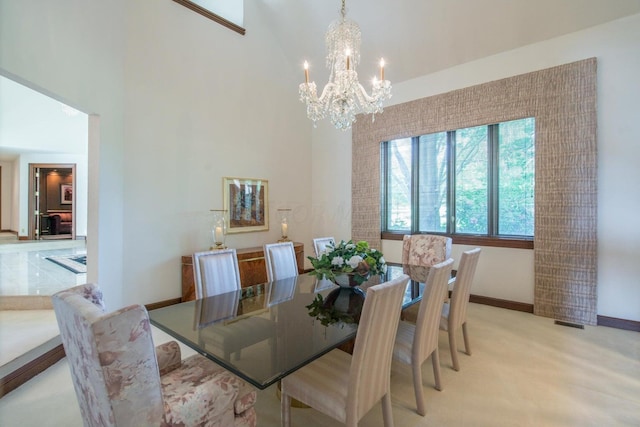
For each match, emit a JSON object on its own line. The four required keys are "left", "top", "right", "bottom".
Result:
{"left": 2, "top": 0, "right": 640, "bottom": 162}
{"left": 0, "top": 76, "right": 87, "bottom": 162}
{"left": 256, "top": 0, "right": 640, "bottom": 84}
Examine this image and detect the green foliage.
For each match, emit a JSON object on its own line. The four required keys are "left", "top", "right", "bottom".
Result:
{"left": 306, "top": 293, "right": 360, "bottom": 327}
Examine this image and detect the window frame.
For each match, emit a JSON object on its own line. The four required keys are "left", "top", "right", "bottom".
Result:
{"left": 381, "top": 120, "right": 534, "bottom": 250}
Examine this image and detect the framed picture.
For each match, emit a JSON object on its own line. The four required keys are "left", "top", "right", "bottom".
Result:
{"left": 223, "top": 177, "right": 269, "bottom": 234}
{"left": 60, "top": 184, "right": 73, "bottom": 205}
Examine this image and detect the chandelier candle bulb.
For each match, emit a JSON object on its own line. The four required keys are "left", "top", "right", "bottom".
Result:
{"left": 304, "top": 61, "right": 309, "bottom": 83}
{"left": 380, "top": 58, "right": 385, "bottom": 80}
{"left": 346, "top": 49, "right": 351, "bottom": 70}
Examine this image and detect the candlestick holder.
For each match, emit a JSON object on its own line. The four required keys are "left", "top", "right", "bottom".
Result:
{"left": 210, "top": 209, "right": 227, "bottom": 250}
{"left": 277, "top": 208, "right": 291, "bottom": 242}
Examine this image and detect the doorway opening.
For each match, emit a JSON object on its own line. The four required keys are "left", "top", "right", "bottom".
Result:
{"left": 28, "top": 164, "right": 76, "bottom": 241}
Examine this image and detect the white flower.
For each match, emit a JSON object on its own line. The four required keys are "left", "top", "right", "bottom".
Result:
{"left": 345, "top": 243, "right": 356, "bottom": 251}
{"left": 381, "top": 264, "right": 388, "bottom": 273}
{"left": 331, "top": 256, "right": 345, "bottom": 267}
{"left": 379, "top": 256, "right": 385, "bottom": 264}
{"left": 346, "top": 255, "right": 363, "bottom": 268}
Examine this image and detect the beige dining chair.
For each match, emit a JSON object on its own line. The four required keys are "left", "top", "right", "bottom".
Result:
{"left": 52, "top": 283, "right": 257, "bottom": 427}
{"left": 280, "top": 274, "right": 410, "bottom": 427}
{"left": 264, "top": 241, "right": 299, "bottom": 281}
{"left": 392, "top": 258, "right": 454, "bottom": 416}
{"left": 400, "top": 234, "right": 452, "bottom": 323}
{"left": 401, "top": 234, "right": 452, "bottom": 266}
{"left": 440, "top": 247, "right": 481, "bottom": 371}
{"left": 312, "top": 236, "right": 336, "bottom": 257}
{"left": 193, "top": 249, "right": 241, "bottom": 299}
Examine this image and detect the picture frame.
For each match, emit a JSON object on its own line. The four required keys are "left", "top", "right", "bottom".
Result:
{"left": 223, "top": 177, "right": 269, "bottom": 234}
{"left": 60, "top": 184, "right": 73, "bottom": 205}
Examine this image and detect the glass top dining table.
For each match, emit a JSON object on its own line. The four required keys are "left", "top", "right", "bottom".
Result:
{"left": 149, "top": 263, "right": 445, "bottom": 390}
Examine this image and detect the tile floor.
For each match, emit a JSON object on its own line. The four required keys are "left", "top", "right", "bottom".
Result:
{"left": 0, "top": 239, "right": 87, "bottom": 297}
{"left": 0, "top": 238, "right": 86, "bottom": 369}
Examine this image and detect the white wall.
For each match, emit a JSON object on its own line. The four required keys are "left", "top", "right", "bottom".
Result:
{"left": 0, "top": 160, "right": 14, "bottom": 230}
{"left": 2, "top": 1, "right": 638, "bottom": 322}
{"left": 313, "top": 14, "right": 640, "bottom": 322}
{"left": 1, "top": 0, "right": 312, "bottom": 308}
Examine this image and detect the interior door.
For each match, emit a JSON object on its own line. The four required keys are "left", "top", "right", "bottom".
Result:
{"left": 31, "top": 166, "right": 42, "bottom": 240}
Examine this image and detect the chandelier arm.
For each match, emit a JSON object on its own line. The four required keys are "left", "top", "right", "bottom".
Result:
{"left": 316, "top": 82, "right": 338, "bottom": 104}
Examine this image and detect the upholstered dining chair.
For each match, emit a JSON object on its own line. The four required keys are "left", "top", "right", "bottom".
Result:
{"left": 312, "top": 236, "right": 335, "bottom": 257}
{"left": 281, "top": 274, "right": 410, "bottom": 427}
{"left": 193, "top": 248, "right": 241, "bottom": 299}
{"left": 402, "top": 234, "right": 452, "bottom": 266}
{"left": 52, "top": 283, "right": 257, "bottom": 427}
{"left": 440, "top": 247, "right": 481, "bottom": 371}
{"left": 401, "top": 234, "right": 452, "bottom": 324}
{"left": 264, "top": 241, "right": 299, "bottom": 281}
{"left": 393, "top": 258, "right": 454, "bottom": 416}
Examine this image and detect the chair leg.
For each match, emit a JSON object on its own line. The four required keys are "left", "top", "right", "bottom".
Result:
{"left": 381, "top": 392, "right": 395, "bottom": 427}
{"left": 412, "top": 360, "right": 426, "bottom": 416}
{"left": 281, "top": 390, "right": 291, "bottom": 427}
{"left": 462, "top": 322, "right": 472, "bottom": 355}
{"left": 431, "top": 349, "right": 443, "bottom": 391}
{"left": 448, "top": 328, "right": 460, "bottom": 371}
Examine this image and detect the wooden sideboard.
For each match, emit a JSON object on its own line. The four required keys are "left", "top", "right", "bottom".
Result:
{"left": 181, "top": 242, "right": 305, "bottom": 302}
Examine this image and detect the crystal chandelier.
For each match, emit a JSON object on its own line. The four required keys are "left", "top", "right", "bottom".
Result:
{"left": 299, "top": 0, "right": 392, "bottom": 130}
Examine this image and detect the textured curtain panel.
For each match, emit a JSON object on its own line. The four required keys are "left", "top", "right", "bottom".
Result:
{"left": 352, "top": 58, "right": 597, "bottom": 325}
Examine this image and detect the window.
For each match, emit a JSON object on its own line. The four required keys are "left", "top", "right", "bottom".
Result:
{"left": 173, "top": 0, "right": 245, "bottom": 35}
{"left": 381, "top": 117, "right": 535, "bottom": 239}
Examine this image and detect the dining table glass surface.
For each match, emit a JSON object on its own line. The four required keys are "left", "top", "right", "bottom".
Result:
{"left": 149, "top": 263, "right": 444, "bottom": 390}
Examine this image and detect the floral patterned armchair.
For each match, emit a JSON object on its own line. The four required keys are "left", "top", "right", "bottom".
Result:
{"left": 52, "top": 283, "right": 257, "bottom": 427}
{"left": 401, "top": 234, "right": 452, "bottom": 267}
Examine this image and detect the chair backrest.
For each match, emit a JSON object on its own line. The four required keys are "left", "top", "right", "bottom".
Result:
{"left": 347, "top": 274, "right": 409, "bottom": 423}
{"left": 193, "top": 249, "right": 241, "bottom": 299}
{"left": 448, "top": 248, "right": 481, "bottom": 329}
{"left": 51, "top": 284, "right": 164, "bottom": 427}
{"left": 402, "top": 234, "right": 452, "bottom": 266}
{"left": 264, "top": 242, "right": 298, "bottom": 282}
{"left": 312, "top": 237, "right": 335, "bottom": 257}
{"left": 413, "top": 258, "right": 454, "bottom": 361}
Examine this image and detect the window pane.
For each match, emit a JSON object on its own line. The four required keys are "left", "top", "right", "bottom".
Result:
{"left": 417, "top": 132, "right": 447, "bottom": 232}
{"left": 498, "top": 118, "right": 535, "bottom": 236}
{"left": 386, "top": 138, "right": 412, "bottom": 230}
{"left": 455, "top": 126, "right": 488, "bottom": 234}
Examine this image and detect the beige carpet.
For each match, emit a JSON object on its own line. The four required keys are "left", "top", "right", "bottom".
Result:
{"left": 0, "top": 303, "right": 638, "bottom": 426}
{"left": 0, "top": 310, "right": 58, "bottom": 367}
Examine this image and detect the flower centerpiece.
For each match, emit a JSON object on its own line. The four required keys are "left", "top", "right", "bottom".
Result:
{"left": 308, "top": 240, "right": 387, "bottom": 287}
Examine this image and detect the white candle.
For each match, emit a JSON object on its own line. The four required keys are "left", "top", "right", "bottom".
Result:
{"left": 214, "top": 226, "right": 223, "bottom": 243}
{"left": 281, "top": 222, "right": 288, "bottom": 237}
{"left": 304, "top": 61, "right": 309, "bottom": 84}
{"left": 346, "top": 49, "right": 351, "bottom": 70}
{"left": 380, "top": 58, "right": 385, "bottom": 80}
